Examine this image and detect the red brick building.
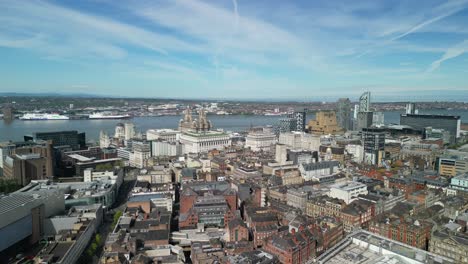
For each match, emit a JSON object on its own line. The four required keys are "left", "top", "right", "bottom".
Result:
{"left": 227, "top": 218, "right": 249, "bottom": 242}
{"left": 263, "top": 229, "right": 316, "bottom": 264}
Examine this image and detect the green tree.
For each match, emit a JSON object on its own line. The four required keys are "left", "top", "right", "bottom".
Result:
{"left": 95, "top": 234, "right": 102, "bottom": 245}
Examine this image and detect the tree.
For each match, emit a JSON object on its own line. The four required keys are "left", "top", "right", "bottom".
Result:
{"left": 95, "top": 234, "right": 102, "bottom": 245}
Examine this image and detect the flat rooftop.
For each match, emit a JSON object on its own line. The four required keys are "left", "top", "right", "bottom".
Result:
{"left": 318, "top": 230, "right": 454, "bottom": 264}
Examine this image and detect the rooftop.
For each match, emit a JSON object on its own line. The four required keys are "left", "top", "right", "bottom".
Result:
{"left": 317, "top": 230, "right": 454, "bottom": 264}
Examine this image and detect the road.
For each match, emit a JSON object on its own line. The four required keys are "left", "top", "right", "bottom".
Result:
{"left": 79, "top": 168, "right": 137, "bottom": 264}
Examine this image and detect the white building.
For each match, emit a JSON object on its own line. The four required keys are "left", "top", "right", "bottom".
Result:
{"left": 245, "top": 127, "right": 277, "bottom": 151}
{"left": 130, "top": 141, "right": 151, "bottom": 168}
{"left": 114, "top": 123, "right": 125, "bottom": 139}
{"left": 124, "top": 123, "right": 135, "bottom": 141}
{"left": 151, "top": 140, "right": 183, "bottom": 157}
{"left": 146, "top": 129, "right": 180, "bottom": 142}
{"left": 99, "top": 130, "right": 111, "bottom": 148}
{"left": 137, "top": 166, "right": 173, "bottom": 184}
{"left": 279, "top": 132, "right": 320, "bottom": 151}
{"left": 346, "top": 144, "right": 364, "bottom": 163}
{"left": 180, "top": 130, "right": 231, "bottom": 154}
{"left": 83, "top": 169, "right": 118, "bottom": 182}
{"left": 328, "top": 181, "right": 368, "bottom": 204}
{"left": 299, "top": 161, "right": 339, "bottom": 182}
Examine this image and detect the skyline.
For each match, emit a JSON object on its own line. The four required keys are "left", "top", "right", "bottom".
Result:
{"left": 1, "top": 0, "right": 468, "bottom": 99}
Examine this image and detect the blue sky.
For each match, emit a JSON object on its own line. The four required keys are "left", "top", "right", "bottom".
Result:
{"left": 0, "top": 0, "right": 468, "bottom": 100}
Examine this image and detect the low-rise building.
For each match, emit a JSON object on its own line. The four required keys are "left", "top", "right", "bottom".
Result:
{"left": 299, "top": 161, "right": 339, "bottom": 182}
{"left": 316, "top": 230, "right": 454, "bottom": 264}
{"left": 429, "top": 229, "right": 468, "bottom": 263}
{"left": 328, "top": 181, "right": 368, "bottom": 204}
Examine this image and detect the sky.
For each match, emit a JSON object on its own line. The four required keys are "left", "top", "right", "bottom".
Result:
{"left": 0, "top": 0, "right": 468, "bottom": 101}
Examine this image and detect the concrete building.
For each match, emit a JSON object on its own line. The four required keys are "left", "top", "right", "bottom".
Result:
{"left": 278, "top": 132, "right": 321, "bottom": 151}
{"left": 124, "top": 122, "right": 135, "bottom": 141}
{"left": 316, "top": 230, "right": 454, "bottom": 264}
{"left": 99, "top": 130, "right": 111, "bottom": 148}
{"left": 20, "top": 169, "right": 123, "bottom": 210}
{"left": 0, "top": 191, "right": 64, "bottom": 253}
{"left": 299, "top": 161, "right": 339, "bottom": 182}
{"left": 287, "top": 149, "right": 317, "bottom": 165}
{"left": 130, "top": 141, "right": 151, "bottom": 168}
{"left": 114, "top": 123, "right": 125, "bottom": 139}
{"left": 151, "top": 140, "right": 183, "bottom": 157}
{"left": 336, "top": 98, "right": 352, "bottom": 131}
{"left": 245, "top": 127, "right": 277, "bottom": 151}
{"left": 328, "top": 181, "right": 368, "bottom": 204}
{"left": 180, "top": 130, "right": 231, "bottom": 154}
{"left": 1, "top": 140, "right": 53, "bottom": 183}
{"left": 355, "top": 111, "right": 373, "bottom": 131}
{"left": 372, "top": 111, "right": 384, "bottom": 126}
{"left": 146, "top": 128, "right": 180, "bottom": 142}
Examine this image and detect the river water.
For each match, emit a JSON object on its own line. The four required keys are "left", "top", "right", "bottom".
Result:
{"left": 1, "top": 110, "right": 467, "bottom": 142}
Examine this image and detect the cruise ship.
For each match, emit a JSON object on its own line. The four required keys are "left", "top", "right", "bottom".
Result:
{"left": 19, "top": 113, "right": 70, "bottom": 120}
{"left": 88, "top": 112, "right": 131, "bottom": 119}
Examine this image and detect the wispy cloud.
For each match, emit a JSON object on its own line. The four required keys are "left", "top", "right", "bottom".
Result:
{"left": 0, "top": 0, "right": 467, "bottom": 98}
{"left": 428, "top": 40, "right": 468, "bottom": 72}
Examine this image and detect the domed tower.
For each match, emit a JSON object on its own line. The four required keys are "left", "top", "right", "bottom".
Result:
{"left": 179, "top": 106, "right": 194, "bottom": 133}
{"left": 197, "top": 108, "right": 212, "bottom": 132}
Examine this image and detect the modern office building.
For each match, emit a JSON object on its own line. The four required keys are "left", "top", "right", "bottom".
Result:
{"left": 288, "top": 110, "right": 307, "bottom": 132}
{"left": 354, "top": 91, "right": 373, "bottom": 131}
{"left": 406, "top": 102, "right": 418, "bottom": 114}
{"left": 362, "top": 129, "right": 385, "bottom": 165}
{"left": 400, "top": 114, "right": 461, "bottom": 143}
{"left": 276, "top": 117, "right": 296, "bottom": 134}
{"left": 359, "top": 91, "right": 371, "bottom": 112}
{"left": 336, "top": 98, "right": 352, "bottom": 131}
{"left": 438, "top": 150, "right": 468, "bottom": 177}
{"left": 450, "top": 172, "right": 468, "bottom": 193}
{"left": 25, "top": 131, "right": 85, "bottom": 150}
{"left": 372, "top": 111, "right": 384, "bottom": 126}
{"left": 356, "top": 111, "right": 373, "bottom": 131}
